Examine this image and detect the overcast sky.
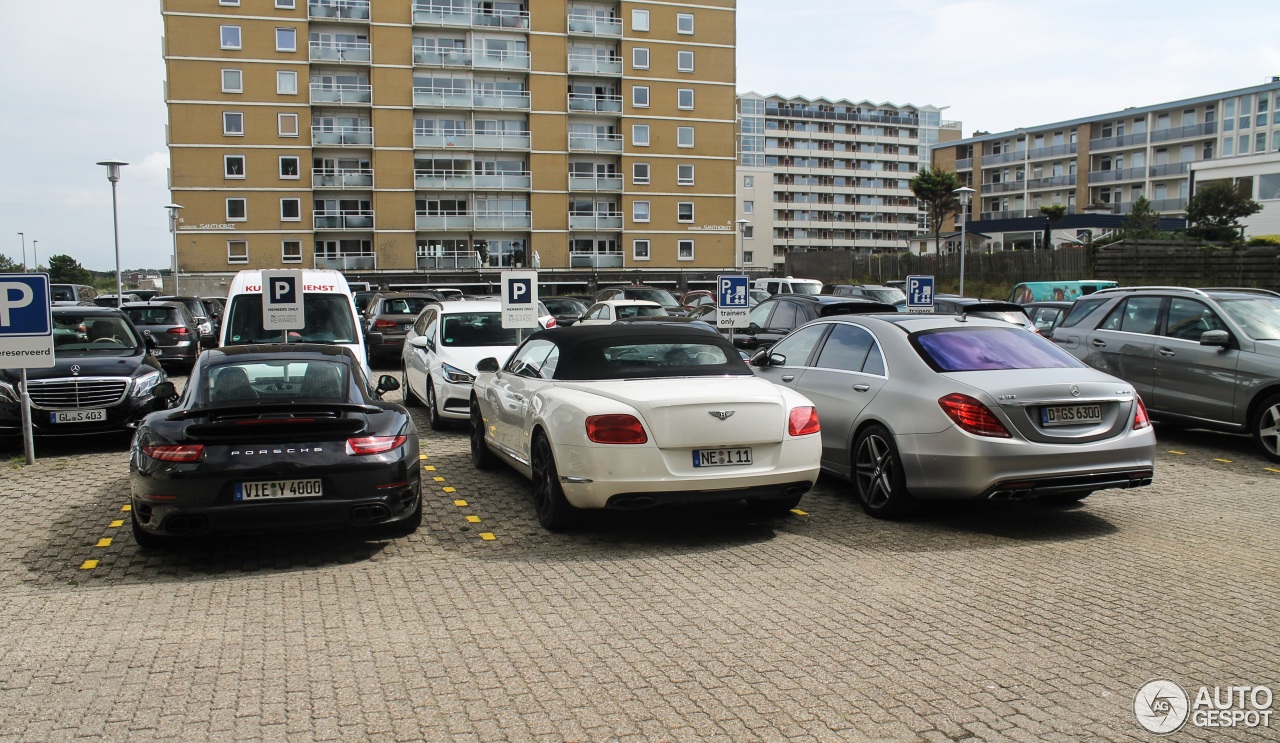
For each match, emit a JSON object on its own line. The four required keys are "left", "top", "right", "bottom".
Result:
{"left": 2, "top": 0, "right": 1278, "bottom": 272}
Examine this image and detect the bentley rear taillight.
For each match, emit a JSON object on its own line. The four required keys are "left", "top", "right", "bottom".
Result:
{"left": 788, "top": 406, "right": 820, "bottom": 436}
{"left": 346, "top": 435, "right": 407, "bottom": 455}
{"left": 585, "top": 414, "right": 648, "bottom": 444}
{"left": 938, "top": 393, "right": 1012, "bottom": 438}
{"left": 142, "top": 444, "right": 204, "bottom": 462}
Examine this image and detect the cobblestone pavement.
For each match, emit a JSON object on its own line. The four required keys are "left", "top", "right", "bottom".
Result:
{"left": 0, "top": 380, "right": 1276, "bottom": 741}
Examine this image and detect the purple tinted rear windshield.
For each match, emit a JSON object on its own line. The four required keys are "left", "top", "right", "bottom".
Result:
{"left": 914, "top": 327, "right": 1084, "bottom": 371}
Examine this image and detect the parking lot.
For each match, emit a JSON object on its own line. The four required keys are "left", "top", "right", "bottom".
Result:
{"left": 0, "top": 380, "right": 1277, "bottom": 742}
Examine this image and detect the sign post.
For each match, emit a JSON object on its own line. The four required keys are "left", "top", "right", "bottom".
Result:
{"left": 905, "top": 275, "right": 936, "bottom": 314}
{"left": 261, "top": 270, "right": 305, "bottom": 340}
{"left": 715, "top": 274, "right": 750, "bottom": 344}
{"left": 500, "top": 271, "right": 539, "bottom": 341}
{"left": 0, "top": 275, "right": 55, "bottom": 465}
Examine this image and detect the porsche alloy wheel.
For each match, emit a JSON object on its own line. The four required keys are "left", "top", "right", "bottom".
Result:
{"left": 530, "top": 434, "right": 575, "bottom": 531}
{"left": 853, "top": 425, "right": 917, "bottom": 519}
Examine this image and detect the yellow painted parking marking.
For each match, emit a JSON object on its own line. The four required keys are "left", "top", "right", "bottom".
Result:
{"left": 120, "top": 504, "right": 131, "bottom": 512}
{"left": 432, "top": 476, "right": 445, "bottom": 482}
{"left": 1266, "top": 468, "right": 1280, "bottom": 474}
{"left": 452, "top": 499, "right": 467, "bottom": 507}
{"left": 790, "top": 509, "right": 808, "bottom": 516}
{"left": 1214, "top": 458, "right": 1233, "bottom": 463}
{"left": 95, "top": 538, "right": 112, "bottom": 548}
{"left": 443, "top": 486, "right": 456, "bottom": 493}
{"left": 479, "top": 532, "right": 496, "bottom": 541}
{"left": 424, "top": 465, "right": 436, "bottom": 471}
{"left": 419, "top": 454, "right": 427, "bottom": 460}
{"left": 80, "top": 560, "right": 99, "bottom": 570}
{"left": 109, "top": 520, "right": 124, "bottom": 528}
{"left": 1167, "top": 450, "right": 1187, "bottom": 455}
{"left": 466, "top": 515, "right": 481, "bottom": 523}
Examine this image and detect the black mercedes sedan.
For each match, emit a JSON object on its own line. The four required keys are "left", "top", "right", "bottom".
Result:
{"left": 128, "top": 344, "right": 421, "bottom": 547}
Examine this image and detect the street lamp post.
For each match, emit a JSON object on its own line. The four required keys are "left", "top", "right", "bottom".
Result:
{"left": 96, "top": 159, "right": 129, "bottom": 307}
{"left": 734, "top": 218, "right": 750, "bottom": 271}
{"left": 17, "top": 232, "right": 25, "bottom": 271}
{"left": 165, "top": 204, "right": 184, "bottom": 295}
{"left": 31, "top": 240, "right": 38, "bottom": 271}
{"left": 953, "top": 186, "right": 976, "bottom": 297}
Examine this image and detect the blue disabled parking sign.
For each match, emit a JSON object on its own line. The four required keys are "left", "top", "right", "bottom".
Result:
{"left": 905, "top": 275, "right": 935, "bottom": 313}
{"left": 0, "top": 274, "right": 55, "bottom": 369}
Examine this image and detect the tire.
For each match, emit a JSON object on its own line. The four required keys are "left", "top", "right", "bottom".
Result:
{"left": 470, "top": 398, "right": 498, "bottom": 470}
{"left": 401, "top": 366, "right": 421, "bottom": 407}
{"left": 748, "top": 494, "right": 803, "bottom": 517}
{"left": 530, "top": 433, "right": 576, "bottom": 531}
{"left": 130, "top": 511, "right": 172, "bottom": 551}
{"left": 425, "top": 378, "right": 445, "bottom": 431}
{"left": 1253, "top": 393, "right": 1280, "bottom": 463}
{"left": 852, "top": 425, "right": 918, "bottom": 519}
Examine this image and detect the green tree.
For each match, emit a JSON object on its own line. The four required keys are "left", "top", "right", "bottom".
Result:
{"left": 1185, "top": 180, "right": 1262, "bottom": 243}
{"left": 910, "top": 167, "right": 962, "bottom": 254}
{"left": 1123, "top": 196, "right": 1161, "bottom": 239}
{"left": 0, "top": 253, "right": 18, "bottom": 272}
{"left": 1039, "top": 204, "right": 1067, "bottom": 249}
{"left": 46, "top": 254, "right": 93, "bottom": 285}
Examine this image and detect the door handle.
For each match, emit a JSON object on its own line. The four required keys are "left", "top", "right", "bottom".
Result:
{"left": 853, "top": 384, "right": 870, "bottom": 392}
{"left": 1158, "top": 348, "right": 1175, "bottom": 357}
{"left": 1091, "top": 339, "right": 1106, "bottom": 347}
{"left": 781, "top": 375, "right": 795, "bottom": 382}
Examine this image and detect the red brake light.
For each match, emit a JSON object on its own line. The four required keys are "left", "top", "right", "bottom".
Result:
{"left": 1133, "top": 396, "right": 1151, "bottom": 430}
{"left": 938, "top": 393, "right": 1012, "bottom": 438}
{"left": 788, "top": 406, "right": 821, "bottom": 436}
{"left": 142, "top": 444, "right": 204, "bottom": 462}
{"left": 585, "top": 414, "right": 648, "bottom": 444}
{"left": 345, "top": 435, "right": 407, "bottom": 455}
{"left": 544, "top": 317, "right": 557, "bottom": 328}
{"left": 373, "top": 319, "right": 398, "bottom": 329}
{"left": 167, "top": 327, "right": 189, "bottom": 335}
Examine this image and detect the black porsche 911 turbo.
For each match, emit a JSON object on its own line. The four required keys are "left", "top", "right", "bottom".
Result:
{"left": 128, "top": 344, "right": 421, "bottom": 547}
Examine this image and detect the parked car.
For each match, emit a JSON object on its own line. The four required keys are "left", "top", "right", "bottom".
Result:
{"left": 751, "top": 314, "right": 1155, "bottom": 517}
{"left": 576, "top": 300, "right": 669, "bottom": 325}
{"left": 132, "top": 289, "right": 161, "bottom": 302}
{"left": 401, "top": 300, "right": 526, "bottom": 430}
{"left": 469, "top": 324, "right": 822, "bottom": 530}
{"left": 822, "top": 284, "right": 907, "bottom": 304}
{"left": 120, "top": 301, "right": 201, "bottom": 371}
{"left": 909, "top": 296, "right": 1036, "bottom": 332}
{"left": 1009, "top": 280, "right": 1118, "bottom": 304}
{"left": 49, "top": 284, "right": 98, "bottom": 306}
{"left": 593, "top": 284, "right": 688, "bottom": 316}
{"left": 1052, "top": 286, "right": 1280, "bottom": 462}
{"left": 1023, "top": 301, "right": 1075, "bottom": 335}
{"left": 733, "top": 295, "right": 896, "bottom": 351}
{"left": 154, "top": 296, "right": 217, "bottom": 348}
{"left": 541, "top": 296, "right": 591, "bottom": 327}
{"left": 362, "top": 292, "right": 444, "bottom": 364}
{"left": 199, "top": 297, "right": 225, "bottom": 340}
{"left": 128, "top": 345, "right": 418, "bottom": 548}
{"left": 679, "top": 290, "right": 715, "bottom": 311}
{"left": 93, "top": 294, "right": 142, "bottom": 307}
{"left": 353, "top": 291, "right": 376, "bottom": 317}
{"left": 0, "top": 306, "right": 169, "bottom": 438}
{"left": 753, "top": 277, "right": 823, "bottom": 296}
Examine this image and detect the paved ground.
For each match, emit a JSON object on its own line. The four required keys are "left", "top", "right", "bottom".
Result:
{"left": 0, "top": 383, "right": 1276, "bottom": 741}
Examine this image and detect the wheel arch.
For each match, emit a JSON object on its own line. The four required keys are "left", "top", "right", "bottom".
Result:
{"left": 1246, "top": 384, "right": 1280, "bottom": 429}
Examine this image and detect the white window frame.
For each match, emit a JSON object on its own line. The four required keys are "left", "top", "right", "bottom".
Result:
{"left": 677, "top": 50, "right": 694, "bottom": 72}
{"left": 677, "top": 163, "right": 694, "bottom": 186}
{"left": 632, "top": 9, "right": 650, "bottom": 32}
{"left": 676, "top": 13, "right": 694, "bottom": 34}
{"left": 632, "top": 124, "right": 650, "bottom": 147}
{"left": 677, "top": 126, "right": 694, "bottom": 148}
{"left": 221, "top": 68, "right": 243, "bottom": 93}
{"left": 281, "top": 198, "right": 302, "bottom": 221}
{"left": 743, "top": 200, "right": 754, "bottom": 214}
{"left": 743, "top": 175, "right": 754, "bottom": 188}
{"left": 677, "top": 88, "right": 694, "bottom": 110}
{"left": 224, "top": 154, "right": 246, "bottom": 179}
{"left": 632, "top": 200, "right": 651, "bottom": 223}
{"left": 278, "top": 113, "right": 299, "bottom": 137}
{"left": 632, "top": 47, "right": 649, "bottom": 70}
{"left": 279, "top": 156, "right": 300, "bottom": 179}
{"left": 276, "top": 27, "right": 297, "bottom": 52}
{"left": 632, "top": 86, "right": 650, "bottom": 108}
{"left": 227, "top": 240, "right": 249, "bottom": 265}
{"left": 223, "top": 112, "right": 244, "bottom": 136}
{"left": 220, "top": 0, "right": 240, "bottom": 5}
{"left": 743, "top": 225, "right": 754, "bottom": 239}
{"left": 220, "top": 25, "right": 242, "bottom": 50}
{"left": 226, "top": 198, "right": 248, "bottom": 222}
{"left": 632, "top": 162, "right": 650, "bottom": 185}
{"left": 282, "top": 240, "right": 302, "bottom": 263}
{"left": 277, "top": 70, "right": 298, "bottom": 95}
{"left": 677, "top": 202, "right": 694, "bottom": 223}
{"left": 275, "top": 0, "right": 297, "bottom": 8}
{"left": 632, "top": 239, "right": 651, "bottom": 261}
{"left": 677, "top": 239, "right": 695, "bottom": 261}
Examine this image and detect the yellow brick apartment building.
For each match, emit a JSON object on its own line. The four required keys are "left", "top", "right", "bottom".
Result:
{"left": 162, "top": 0, "right": 737, "bottom": 275}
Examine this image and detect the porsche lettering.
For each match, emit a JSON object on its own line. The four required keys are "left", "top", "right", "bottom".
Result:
{"left": 230, "top": 447, "right": 324, "bottom": 455}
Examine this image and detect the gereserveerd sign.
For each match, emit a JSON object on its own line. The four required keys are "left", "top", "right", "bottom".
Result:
{"left": 0, "top": 275, "right": 55, "bottom": 369}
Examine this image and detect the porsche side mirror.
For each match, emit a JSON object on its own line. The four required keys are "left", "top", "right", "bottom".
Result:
{"left": 375, "top": 374, "right": 400, "bottom": 395}
{"left": 476, "top": 357, "right": 500, "bottom": 373}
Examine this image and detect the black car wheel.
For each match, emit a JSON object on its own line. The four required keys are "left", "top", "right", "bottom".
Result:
{"left": 425, "top": 378, "right": 445, "bottom": 431}
{"left": 130, "top": 511, "right": 171, "bottom": 551}
{"left": 530, "top": 433, "right": 575, "bottom": 531}
{"left": 470, "top": 399, "right": 498, "bottom": 470}
{"left": 401, "top": 366, "right": 421, "bottom": 407}
{"left": 853, "top": 425, "right": 918, "bottom": 518}
{"left": 1254, "top": 393, "right": 1280, "bottom": 463}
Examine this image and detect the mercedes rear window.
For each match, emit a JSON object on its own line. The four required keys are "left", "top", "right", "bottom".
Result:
{"left": 913, "top": 327, "right": 1084, "bottom": 372}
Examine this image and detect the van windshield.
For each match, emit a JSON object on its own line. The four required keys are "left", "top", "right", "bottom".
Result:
{"left": 223, "top": 294, "right": 359, "bottom": 345}
{"left": 789, "top": 283, "right": 821, "bottom": 295}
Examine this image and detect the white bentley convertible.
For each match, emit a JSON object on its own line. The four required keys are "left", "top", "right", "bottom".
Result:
{"left": 469, "top": 325, "right": 823, "bottom": 530}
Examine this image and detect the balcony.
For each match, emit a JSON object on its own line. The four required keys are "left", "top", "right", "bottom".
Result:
{"left": 412, "top": 3, "right": 529, "bottom": 30}
{"left": 568, "top": 212, "right": 623, "bottom": 230}
{"left": 474, "top": 211, "right": 531, "bottom": 230}
{"left": 414, "top": 130, "right": 472, "bottom": 149}
{"left": 567, "top": 53, "right": 622, "bottom": 76}
{"left": 1026, "top": 142, "right": 1078, "bottom": 159}
{"left": 567, "top": 13, "right": 622, "bottom": 37}
{"left": 413, "top": 47, "right": 473, "bottom": 68}
{"left": 1026, "top": 174, "right": 1076, "bottom": 190}
{"left": 1151, "top": 197, "right": 1189, "bottom": 212}
{"left": 474, "top": 48, "right": 531, "bottom": 71}
{"left": 473, "top": 131, "right": 530, "bottom": 150}
{"left": 473, "top": 90, "right": 530, "bottom": 110}
{"left": 570, "top": 251, "right": 624, "bottom": 268}
{"left": 315, "top": 254, "right": 375, "bottom": 270}
{"left": 568, "top": 132, "right": 622, "bottom": 153}
{"left": 980, "top": 150, "right": 1024, "bottom": 166}
{"left": 309, "top": 0, "right": 370, "bottom": 21}
{"left": 314, "top": 210, "right": 374, "bottom": 230}
{"left": 414, "top": 170, "right": 473, "bottom": 189}
{"left": 416, "top": 212, "right": 473, "bottom": 230}
{"left": 1087, "top": 167, "right": 1147, "bottom": 184}
{"left": 568, "top": 93, "right": 622, "bottom": 114}
{"left": 1149, "top": 162, "right": 1192, "bottom": 178}
{"left": 311, "top": 125, "right": 373, "bottom": 146}
{"left": 1150, "top": 121, "right": 1216, "bottom": 143}
{"left": 955, "top": 157, "right": 973, "bottom": 170}
{"left": 978, "top": 210, "right": 1027, "bottom": 220}
{"left": 309, "top": 41, "right": 371, "bottom": 64}
{"left": 568, "top": 173, "right": 623, "bottom": 191}
{"left": 472, "top": 7, "right": 530, "bottom": 29}
{"left": 417, "top": 250, "right": 482, "bottom": 270}
{"left": 310, "top": 83, "right": 372, "bottom": 105}
{"left": 980, "top": 180, "right": 1025, "bottom": 195}
{"left": 1089, "top": 132, "right": 1148, "bottom": 150}
{"left": 413, "top": 86, "right": 474, "bottom": 108}
{"left": 474, "top": 171, "right": 531, "bottom": 190}
{"left": 312, "top": 168, "right": 373, "bottom": 188}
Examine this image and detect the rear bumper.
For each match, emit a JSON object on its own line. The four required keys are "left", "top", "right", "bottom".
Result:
{"left": 0, "top": 395, "right": 166, "bottom": 437}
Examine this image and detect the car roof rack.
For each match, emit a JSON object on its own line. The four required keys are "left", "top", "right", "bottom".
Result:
{"left": 1198, "top": 287, "right": 1280, "bottom": 297}
{"left": 1091, "top": 286, "right": 1210, "bottom": 297}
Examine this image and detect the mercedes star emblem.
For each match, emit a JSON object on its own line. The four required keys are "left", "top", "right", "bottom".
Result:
{"left": 1070, "top": 384, "right": 1080, "bottom": 397}
{"left": 71, "top": 365, "right": 81, "bottom": 376}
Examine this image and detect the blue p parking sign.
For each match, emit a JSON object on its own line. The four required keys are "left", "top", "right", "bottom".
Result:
{"left": 0, "top": 274, "right": 55, "bottom": 369}
{"left": 905, "top": 275, "right": 935, "bottom": 313}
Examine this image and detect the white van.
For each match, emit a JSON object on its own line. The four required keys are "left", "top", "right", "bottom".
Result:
{"left": 220, "top": 269, "right": 370, "bottom": 374}
{"left": 753, "top": 277, "right": 823, "bottom": 296}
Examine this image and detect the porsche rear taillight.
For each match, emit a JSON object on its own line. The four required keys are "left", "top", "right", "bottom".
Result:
{"left": 345, "top": 435, "right": 407, "bottom": 455}
{"left": 938, "top": 393, "right": 1012, "bottom": 438}
{"left": 1133, "top": 396, "right": 1151, "bottom": 431}
{"left": 585, "top": 414, "right": 648, "bottom": 444}
{"left": 787, "top": 406, "right": 820, "bottom": 436}
{"left": 142, "top": 444, "right": 204, "bottom": 462}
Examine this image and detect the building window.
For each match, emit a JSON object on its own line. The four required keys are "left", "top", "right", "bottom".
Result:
{"left": 281, "top": 198, "right": 301, "bottom": 221}
{"left": 220, "top": 25, "right": 241, "bottom": 50}
{"left": 743, "top": 175, "right": 754, "bottom": 188}
{"left": 677, "top": 202, "right": 694, "bottom": 222}
{"left": 228, "top": 240, "right": 248, "bottom": 264}
{"left": 632, "top": 162, "right": 650, "bottom": 185}
{"left": 677, "top": 89, "right": 694, "bottom": 110}
{"left": 743, "top": 225, "right": 754, "bottom": 239}
{"left": 743, "top": 200, "right": 753, "bottom": 214}
{"left": 633, "top": 201, "right": 650, "bottom": 223}
{"left": 1239, "top": 135, "right": 1249, "bottom": 155}
{"left": 632, "top": 125, "right": 649, "bottom": 146}
{"left": 677, "top": 126, "right": 694, "bottom": 147}
{"left": 277, "top": 71, "right": 298, "bottom": 95}
{"left": 279, "top": 156, "right": 300, "bottom": 179}
{"left": 276, "top": 0, "right": 296, "bottom": 7}
{"left": 278, "top": 113, "right": 299, "bottom": 137}
{"left": 743, "top": 250, "right": 753, "bottom": 263}
{"left": 282, "top": 240, "right": 302, "bottom": 263}
{"left": 223, "top": 112, "right": 244, "bottom": 136}
{"left": 224, "top": 155, "right": 246, "bottom": 179}
{"left": 226, "top": 198, "right": 247, "bottom": 221}
{"left": 632, "top": 9, "right": 649, "bottom": 32}
{"left": 220, "top": 0, "right": 240, "bottom": 5}
{"left": 1257, "top": 133, "right": 1268, "bottom": 153}
{"left": 677, "top": 163, "right": 694, "bottom": 185}
{"left": 632, "top": 86, "right": 649, "bottom": 108}
{"left": 633, "top": 239, "right": 650, "bottom": 260}
{"left": 632, "top": 47, "right": 649, "bottom": 69}
{"left": 276, "top": 28, "right": 297, "bottom": 52}
{"left": 678, "top": 239, "right": 694, "bottom": 260}
{"left": 676, "top": 13, "right": 694, "bottom": 34}
{"left": 677, "top": 50, "right": 694, "bottom": 72}
{"left": 222, "top": 69, "right": 243, "bottom": 93}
